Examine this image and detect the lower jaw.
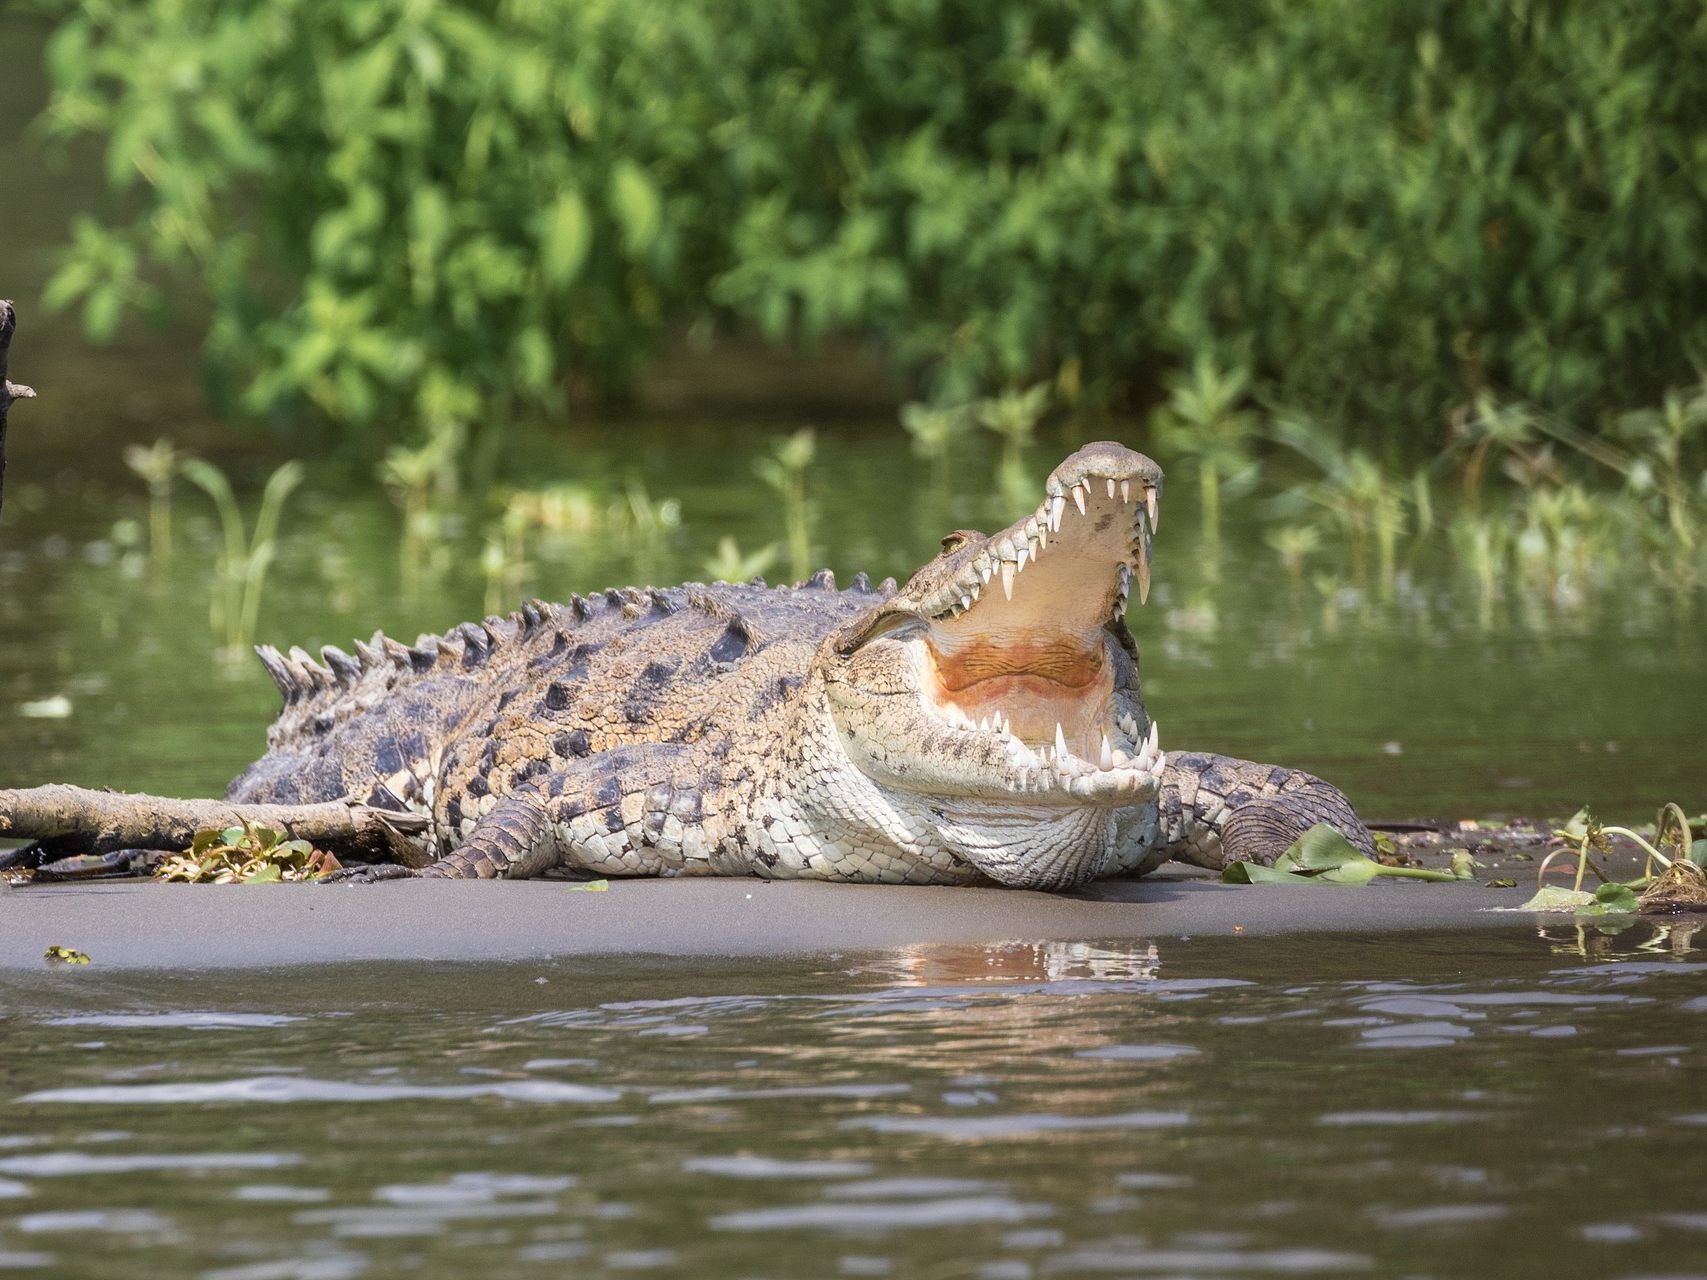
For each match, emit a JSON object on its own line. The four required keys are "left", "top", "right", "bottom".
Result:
{"left": 930, "top": 674, "right": 1117, "bottom": 760}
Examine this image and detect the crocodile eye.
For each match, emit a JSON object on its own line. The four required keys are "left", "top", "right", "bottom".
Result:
{"left": 939, "top": 530, "right": 982, "bottom": 556}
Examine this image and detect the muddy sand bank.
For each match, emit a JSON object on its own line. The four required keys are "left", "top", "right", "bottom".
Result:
{"left": 3, "top": 866, "right": 1585, "bottom": 970}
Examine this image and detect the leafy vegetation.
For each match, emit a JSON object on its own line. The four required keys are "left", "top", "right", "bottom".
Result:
{"left": 1522, "top": 805, "right": 1707, "bottom": 916}
{"left": 1221, "top": 824, "right": 1467, "bottom": 886}
{"left": 36, "top": 0, "right": 1707, "bottom": 456}
{"left": 155, "top": 821, "right": 341, "bottom": 883}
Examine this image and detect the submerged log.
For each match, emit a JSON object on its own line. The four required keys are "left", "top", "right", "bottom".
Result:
{"left": 0, "top": 784, "right": 430, "bottom": 867}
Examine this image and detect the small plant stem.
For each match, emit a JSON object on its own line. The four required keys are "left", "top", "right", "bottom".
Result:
{"left": 1372, "top": 866, "right": 1461, "bottom": 883}
{"left": 1601, "top": 826, "right": 1672, "bottom": 870}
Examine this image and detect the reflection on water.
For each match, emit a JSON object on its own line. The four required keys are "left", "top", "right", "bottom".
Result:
{"left": 1, "top": 929, "right": 1702, "bottom": 1278}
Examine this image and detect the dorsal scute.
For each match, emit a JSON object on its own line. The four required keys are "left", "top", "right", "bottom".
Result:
{"left": 321, "top": 645, "right": 362, "bottom": 684}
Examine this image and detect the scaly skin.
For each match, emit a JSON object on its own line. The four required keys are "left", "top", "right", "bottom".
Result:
{"left": 228, "top": 443, "right": 1373, "bottom": 886}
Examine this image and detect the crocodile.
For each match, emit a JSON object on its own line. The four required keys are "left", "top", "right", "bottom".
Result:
{"left": 228, "top": 441, "right": 1373, "bottom": 886}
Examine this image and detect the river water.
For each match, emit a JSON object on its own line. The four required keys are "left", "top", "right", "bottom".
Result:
{"left": 2, "top": 930, "right": 1705, "bottom": 1279}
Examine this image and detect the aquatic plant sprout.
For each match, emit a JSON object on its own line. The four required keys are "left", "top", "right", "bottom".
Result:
{"left": 178, "top": 457, "right": 304, "bottom": 654}
{"left": 755, "top": 429, "right": 817, "bottom": 582}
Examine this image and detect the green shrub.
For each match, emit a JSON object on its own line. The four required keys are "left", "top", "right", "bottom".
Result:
{"left": 37, "top": 0, "right": 1707, "bottom": 450}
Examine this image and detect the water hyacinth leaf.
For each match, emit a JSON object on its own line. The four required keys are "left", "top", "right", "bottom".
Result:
{"left": 1517, "top": 885, "right": 1597, "bottom": 913}
{"left": 44, "top": 946, "right": 91, "bottom": 965}
{"left": 1222, "top": 824, "right": 1461, "bottom": 887}
{"left": 1221, "top": 861, "right": 1310, "bottom": 885}
{"left": 155, "top": 821, "right": 339, "bottom": 883}
{"left": 1316, "top": 858, "right": 1384, "bottom": 886}
{"left": 1286, "top": 824, "right": 1367, "bottom": 871}
{"left": 1580, "top": 882, "right": 1639, "bottom": 915}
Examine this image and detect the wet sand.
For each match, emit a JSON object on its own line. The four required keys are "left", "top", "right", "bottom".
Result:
{"left": 2, "top": 870, "right": 1554, "bottom": 970}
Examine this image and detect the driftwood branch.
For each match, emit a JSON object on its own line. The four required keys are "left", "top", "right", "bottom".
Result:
{"left": 0, "top": 299, "right": 38, "bottom": 517}
{"left": 0, "top": 785, "right": 430, "bottom": 866}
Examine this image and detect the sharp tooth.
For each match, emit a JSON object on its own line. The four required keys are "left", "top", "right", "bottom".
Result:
{"left": 1106, "top": 478, "right": 1116, "bottom": 499}
{"left": 979, "top": 716, "right": 990, "bottom": 731}
{"left": 1055, "top": 722, "right": 1069, "bottom": 761}
{"left": 1100, "top": 735, "right": 1113, "bottom": 769}
{"left": 1049, "top": 495, "right": 1065, "bottom": 531}
{"left": 1000, "top": 561, "right": 1015, "bottom": 601}
{"left": 961, "top": 594, "right": 972, "bottom": 611}
{"left": 968, "top": 582, "right": 980, "bottom": 601}
{"left": 979, "top": 564, "right": 992, "bottom": 584}
{"left": 1145, "top": 487, "right": 1159, "bottom": 531}
{"left": 1148, "top": 721, "right": 1160, "bottom": 754}
{"left": 1120, "top": 479, "right": 1131, "bottom": 504}
{"left": 1072, "top": 485, "right": 1087, "bottom": 515}
{"left": 1136, "top": 538, "right": 1151, "bottom": 606}
{"left": 1035, "top": 524, "right": 1046, "bottom": 551}
{"left": 1016, "top": 545, "right": 1028, "bottom": 571}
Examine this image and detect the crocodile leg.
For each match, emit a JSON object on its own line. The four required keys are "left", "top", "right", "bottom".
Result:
{"left": 316, "top": 797, "right": 554, "bottom": 884}
{"left": 1157, "top": 750, "right": 1373, "bottom": 871}
{"left": 325, "top": 745, "right": 701, "bottom": 883}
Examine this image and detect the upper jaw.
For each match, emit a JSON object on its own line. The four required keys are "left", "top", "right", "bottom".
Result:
{"left": 905, "top": 442, "right": 1162, "bottom": 623}
{"left": 876, "top": 441, "right": 1167, "bottom": 807}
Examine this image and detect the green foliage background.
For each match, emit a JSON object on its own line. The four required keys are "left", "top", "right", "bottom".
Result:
{"left": 36, "top": 0, "right": 1707, "bottom": 448}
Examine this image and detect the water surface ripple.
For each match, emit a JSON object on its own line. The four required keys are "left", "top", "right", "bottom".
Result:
{"left": 1, "top": 929, "right": 1703, "bottom": 1278}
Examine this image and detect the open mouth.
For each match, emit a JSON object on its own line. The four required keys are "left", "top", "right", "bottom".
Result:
{"left": 908, "top": 445, "right": 1163, "bottom": 801}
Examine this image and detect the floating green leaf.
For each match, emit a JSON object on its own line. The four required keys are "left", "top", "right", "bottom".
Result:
{"left": 1516, "top": 885, "right": 1596, "bottom": 913}
{"left": 44, "top": 946, "right": 91, "bottom": 965}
